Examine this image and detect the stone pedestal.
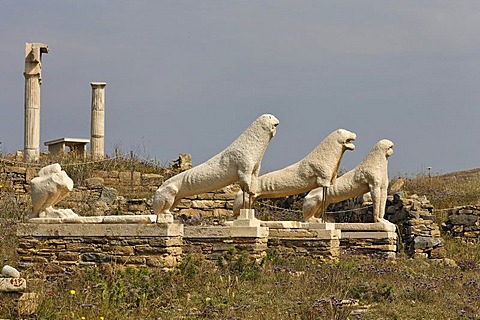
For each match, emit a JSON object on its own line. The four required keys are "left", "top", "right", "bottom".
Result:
{"left": 17, "top": 222, "right": 184, "bottom": 275}
{"left": 336, "top": 222, "right": 398, "bottom": 256}
{"left": 90, "top": 82, "right": 106, "bottom": 159}
{"left": 24, "top": 42, "right": 48, "bottom": 162}
{"left": 268, "top": 221, "right": 340, "bottom": 261}
{"left": 184, "top": 221, "right": 269, "bottom": 262}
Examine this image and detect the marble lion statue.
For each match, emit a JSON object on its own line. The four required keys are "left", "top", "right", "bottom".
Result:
{"left": 30, "top": 163, "right": 78, "bottom": 218}
{"left": 153, "top": 114, "right": 279, "bottom": 215}
{"left": 232, "top": 129, "right": 357, "bottom": 214}
{"left": 303, "top": 139, "right": 394, "bottom": 223}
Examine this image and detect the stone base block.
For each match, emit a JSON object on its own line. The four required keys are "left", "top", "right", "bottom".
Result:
{"left": 337, "top": 223, "right": 398, "bottom": 255}
{"left": 29, "top": 214, "right": 158, "bottom": 224}
{"left": 0, "top": 278, "right": 26, "bottom": 292}
{"left": 17, "top": 223, "right": 183, "bottom": 275}
{"left": 184, "top": 225, "right": 268, "bottom": 261}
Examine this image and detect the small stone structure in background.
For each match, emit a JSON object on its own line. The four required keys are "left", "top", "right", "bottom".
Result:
{"left": 443, "top": 205, "right": 480, "bottom": 242}
{"left": 171, "top": 153, "right": 192, "bottom": 171}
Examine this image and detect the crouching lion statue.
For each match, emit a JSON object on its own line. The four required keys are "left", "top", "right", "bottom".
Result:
{"left": 153, "top": 114, "right": 279, "bottom": 215}
{"left": 232, "top": 129, "right": 357, "bottom": 214}
{"left": 303, "top": 139, "right": 394, "bottom": 223}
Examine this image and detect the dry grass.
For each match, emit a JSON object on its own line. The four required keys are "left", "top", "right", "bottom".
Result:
{"left": 404, "top": 169, "right": 480, "bottom": 209}
{"left": 1, "top": 246, "right": 478, "bottom": 319}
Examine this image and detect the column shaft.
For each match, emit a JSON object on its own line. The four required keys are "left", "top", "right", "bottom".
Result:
{"left": 90, "top": 82, "right": 106, "bottom": 159}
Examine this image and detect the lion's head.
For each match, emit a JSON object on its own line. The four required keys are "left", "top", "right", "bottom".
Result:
{"left": 335, "top": 129, "right": 356, "bottom": 151}
{"left": 258, "top": 114, "right": 280, "bottom": 137}
{"left": 376, "top": 139, "right": 394, "bottom": 158}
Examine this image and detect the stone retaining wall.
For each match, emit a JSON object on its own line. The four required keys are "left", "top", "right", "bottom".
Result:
{"left": 443, "top": 206, "right": 480, "bottom": 242}
{"left": 327, "top": 193, "right": 444, "bottom": 258}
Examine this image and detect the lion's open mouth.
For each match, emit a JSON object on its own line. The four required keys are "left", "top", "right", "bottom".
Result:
{"left": 344, "top": 137, "right": 356, "bottom": 150}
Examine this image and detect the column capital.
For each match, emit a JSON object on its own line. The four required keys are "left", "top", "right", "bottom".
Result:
{"left": 90, "top": 82, "right": 106, "bottom": 89}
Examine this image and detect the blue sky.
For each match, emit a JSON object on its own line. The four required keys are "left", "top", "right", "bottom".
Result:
{"left": 1, "top": 1, "right": 480, "bottom": 176}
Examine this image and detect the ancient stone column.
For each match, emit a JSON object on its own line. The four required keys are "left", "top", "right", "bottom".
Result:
{"left": 24, "top": 43, "right": 48, "bottom": 162}
{"left": 90, "top": 82, "right": 106, "bottom": 159}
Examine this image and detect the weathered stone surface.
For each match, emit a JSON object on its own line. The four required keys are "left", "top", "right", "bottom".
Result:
{"left": 30, "top": 163, "right": 78, "bottom": 218}
{"left": 85, "top": 177, "right": 104, "bottom": 189}
{"left": 0, "top": 278, "right": 26, "bottom": 292}
{"left": 100, "top": 187, "right": 118, "bottom": 205}
{"left": 1, "top": 265, "right": 20, "bottom": 278}
{"left": 18, "top": 292, "right": 39, "bottom": 315}
{"left": 448, "top": 214, "right": 477, "bottom": 226}
{"left": 17, "top": 223, "right": 183, "bottom": 237}
{"left": 261, "top": 221, "right": 302, "bottom": 228}
{"left": 413, "top": 236, "right": 443, "bottom": 249}
{"left": 103, "top": 215, "right": 156, "bottom": 224}
{"left": 336, "top": 222, "right": 396, "bottom": 232}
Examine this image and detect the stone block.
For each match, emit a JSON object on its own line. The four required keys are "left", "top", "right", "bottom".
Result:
{"left": 0, "top": 278, "right": 26, "bottom": 292}
{"left": 196, "top": 193, "right": 215, "bottom": 200}
{"left": 103, "top": 215, "right": 156, "bottom": 224}
{"left": 135, "top": 245, "right": 166, "bottom": 254}
{"left": 184, "top": 226, "right": 231, "bottom": 238}
{"left": 115, "top": 256, "right": 145, "bottom": 265}
{"left": 57, "top": 252, "right": 80, "bottom": 261}
{"left": 336, "top": 222, "right": 396, "bottom": 232}
{"left": 413, "top": 236, "right": 443, "bottom": 249}
{"left": 146, "top": 256, "right": 165, "bottom": 267}
{"left": 192, "top": 200, "right": 215, "bottom": 209}
{"left": 261, "top": 221, "right": 302, "bottom": 229}
{"left": 341, "top": 231, "right": 397, "bottom": 240}
{"left": 17, "top": 222, "right": 183, "bottom": 237}
{"left": 85, "top": 177, "right": 104, "bottom": 189}
{"left": 2, "top": 265, "right": 20, "bottom": 278}
{"left": 18, "top": 292, "right": 39, "bottom": 316}
{"left": 449, "top": 214, "right": 477, "bottom": 226}
{"left": 213, "top": 209, "right": 232, "bottom": 217}
{"left": 230, "top": 226, "right": 269, "bottom": 238}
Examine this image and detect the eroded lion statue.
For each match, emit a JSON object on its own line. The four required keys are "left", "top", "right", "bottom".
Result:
{"left": 153, "top": 114, "right": 279, "bottom": 215}
{"left": 303, "top": 139, "right": 394, "bottom": 223}
{"left": 30, "top": 163, "right": 79, "bottom": 218}
{"left": 232, "top": 129, "right": 356, "bottom": 214}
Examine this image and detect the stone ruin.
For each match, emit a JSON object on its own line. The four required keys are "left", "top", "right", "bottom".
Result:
{"left": 14, "top": 114, "right": 405, "bottom": 278}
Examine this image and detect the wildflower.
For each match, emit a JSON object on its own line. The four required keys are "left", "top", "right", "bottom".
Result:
{"left": 81, "top": 317, "right": 86, "bottom": 320}
{"left": 70, "top": 289, "right": 76, "bottom": 295}
{"left": 100, "top": 317, "right": 104, "bottom": 320}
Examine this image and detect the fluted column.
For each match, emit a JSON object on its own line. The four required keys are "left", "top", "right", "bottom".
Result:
{"left": 90, "top": 82, "right": 106, "bottom": 159}
{"left": 24, "top": 43, "right": 48, "bottom": 162}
